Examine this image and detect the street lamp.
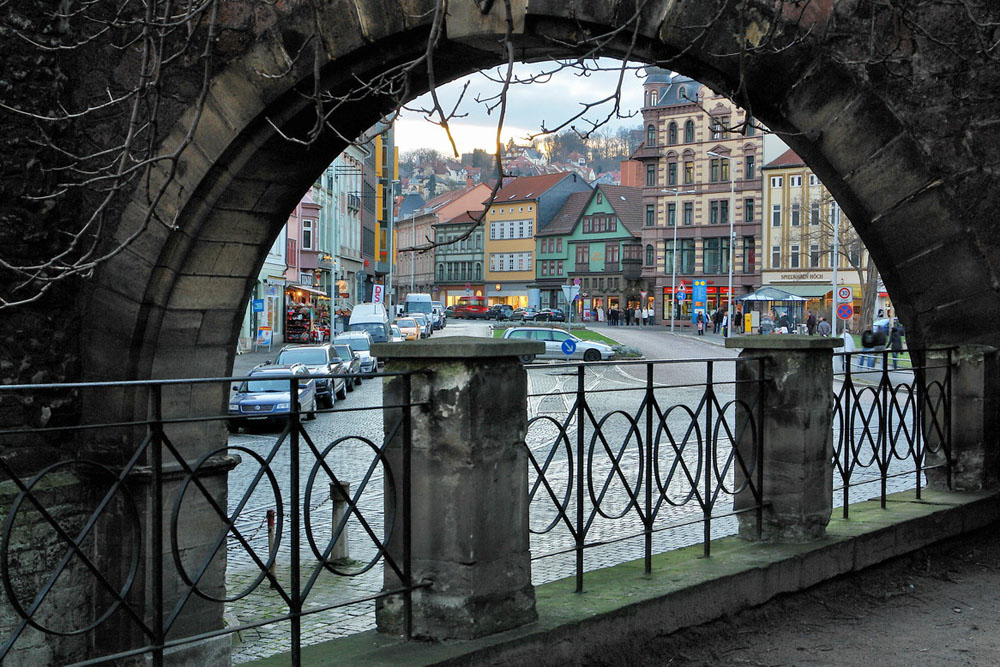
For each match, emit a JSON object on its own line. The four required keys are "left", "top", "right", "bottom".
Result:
{"left": 707, "top": 151, "right": 736, "bottom": 338}
{"left": 661, "top": 188, "right": 696, "bottom": 332}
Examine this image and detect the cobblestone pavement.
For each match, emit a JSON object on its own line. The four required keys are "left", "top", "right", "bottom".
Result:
{"left": 223, "top": 322, "right": 923, "bottom": 662}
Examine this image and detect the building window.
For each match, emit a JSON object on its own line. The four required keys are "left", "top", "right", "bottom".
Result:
{"left": 745, "top": 198, "right": 755, "bottom": 222}
{"left": 721, "top": 159, "right": 730, "bottom": 181}
{"left": 596, "top": 192, "right": 603, "bottom": 204}
{"left": 770, "top": 176, "right": 783, "bottom": 188}
{"left": 771, "top": 204, "right": 781, "bottom": 227}
{"left": 710, "top": 200, "right": 719, "bottom": 224}
{"left": 791, "top": 202, "right": 801, "bottom": 226}
{"left": 667, "top": 162, "right": 677, "bottom": 185}
{"left": 684, "top": 161, "right": 694, "bottom": 184}
{"left": 709, "top": 200, "right": 729, "bottom": 225}
{"left": 710, "top": 159, "right": 720, "bottom": 183}
{"left": 664, "top": 239, "right": 675, "bottom": 273}
{"left": 302, "top": 218, "right": 315, "bottom": 250}
{"left": 790, "top": 244, "right": 800, "bottom": 268}
{"left": 771, "top": 245, "right": 781, "bottom": 268}
{"left": 711, "top": 116, "right": 727, "bottom": 140}
{"left": 646, "top": 204, "right": 655, "bottom": 227}
{"left": 576, "top": 244, "right": 588, "bottom": 265}
{"left": 541, "top": 262, "right": 548, "bottom": 277}
{"left": 810, "top": 243, "right": 821, "bottom": 268}
{"left": 704, "top": 237, "right": 721, "bottom": 274}
{"left": 745, "top": 115, "right": 756, "bottom": 136}
{"left": 809, "top": 174, "right": 819, "bottom": 186}
{"left": 476, "top": 262, "right": 482, "bottom": 279}
{"left": 681, "top": 239, "right": 696, "bottom": 274}
{"left": 646, "top": 164, "right": 656, "bottom": 186}
{"left": 437, "top": 264, "right": 444, "bottom": 281}
{"left": 790, "top": 175, "right": 802, "bottom": 187}
{"left": 556, "top": 237, "right": 562, "bottom": 252}
{"left": 684, "top": 119, "right": 695, "bottom": 143}
{"left": 667, "top": 202, "right": 676, "bottom": 226}
{"left": 647, "top": 124, "right": 656, "bottom": 146}
{"left": 645, "top": 244, "right": 654, "bottom": 266}
{"left": 557, "top": 261, "right": 563, "bottom": 274}
{"left": 683, "top": 202, "right": 694, "bottom": 225}
{"left": 583, "top": 217, "right": 592, "bottom": 233}
{"left": 742, "top": 236, "right": 755, "bottom": 273}
{"left": 745, "top": 155, "right": 755, "bottom": 180}
{"left": 668, "top": 122, "right": 677, "bottom": 144}
{"left": 810, "top": 201, "right": 820, "bottom": 225}
{"left": 606, "top": 242, "right": 620, "bottom": 265}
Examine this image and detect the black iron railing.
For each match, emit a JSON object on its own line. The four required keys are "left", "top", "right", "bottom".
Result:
{"left": 0, "top": 370, "right": 422, "bottom": 666}
{"left": 523, "top": 357, "right": 766, "bottom": 592}
{"left": 832, "top": 348, "right": 953, "bottom": 516}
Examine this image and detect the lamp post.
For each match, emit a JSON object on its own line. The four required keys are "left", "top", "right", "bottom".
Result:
{"left": 661, "top": 188, "right": 696, "bottom": 332}
{"left": 831, "top": 201, "right": 840, "bottom": 332}
{"left": 707, "top": 151, "right": 736, "bottom": 338}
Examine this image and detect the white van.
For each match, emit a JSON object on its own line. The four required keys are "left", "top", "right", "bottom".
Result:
{"left": 348, "top": 302, "right": 391, "bottom": 343}
{"left": 403, "top": 293, "right": 435, "bottom": 335}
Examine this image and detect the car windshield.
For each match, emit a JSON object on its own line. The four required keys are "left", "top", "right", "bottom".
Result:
{"left": 333, "top": 345, "right": 352, "bottom": 361}
{"left": 276, "top": 348, "right": 326, "bottom": 365}
{"left": 341, "top": 337, "right": 369, "bottom": 351}
{"left": 397, "top": 319, "right": 416, "bottom": 327}
{"left": 242, "top": 378, "right": 289, "bottom": 393}
{"left": 349, "top": 321, "right": 387, "bottom": 342}
{"left": 405, "top": 301, "right": 433, "bottom": 314}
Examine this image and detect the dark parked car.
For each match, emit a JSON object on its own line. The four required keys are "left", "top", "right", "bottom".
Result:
{"left": 272, "top": 343, "right": 347, "bottom": 408}
{"left": 486, "top": 304, "right": 514, "bottom": 320}
{"left": 333, "top": 343, "right": 362, "bottom": 389}
{"left": 536, "top": 307, "right": 566, "bottom": 322}
{"left": 228, "top": 364, "right": 316, "bottom": 432}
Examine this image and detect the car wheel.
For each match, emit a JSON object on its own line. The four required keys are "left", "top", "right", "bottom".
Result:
{"left": 583, "top": 349, "right": 601, "bottom": 362}
{"left": 321, "top": 394, "right": 334, "bottom": 409}
{"left": 336, "top": 384, "right": 347, "bottom": 401}
{"left": 227, "top": 420, "right": 239, "bottom": 434}
{"left": 519, "top": 354, "right": 534, "bottom": 364}
{"left": 355, "top": 375, "right": 362, "bottom": 386}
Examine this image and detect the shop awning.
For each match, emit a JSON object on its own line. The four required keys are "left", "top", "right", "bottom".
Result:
{"left": 286, "top": 285, "right": 330, "bottom": 298}
{"left": 735, "top": 287, "right": 809, "bottom": 302}
{"left": 777, "top": 285, "right": 833, "bottom": 298}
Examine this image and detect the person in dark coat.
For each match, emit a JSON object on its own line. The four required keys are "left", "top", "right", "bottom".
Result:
{"left": 806, "top": 311, "right": 817, "bottom": 335}
{"left": 889, "top": 326, "right": 904, "bottom": 369}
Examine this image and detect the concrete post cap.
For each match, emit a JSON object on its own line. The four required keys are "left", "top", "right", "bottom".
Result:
{"left": 372, "top": 336, "right": 544, "bottom": 359}
{"left": 725, "top": 335, "right": 843, "bottom": 350}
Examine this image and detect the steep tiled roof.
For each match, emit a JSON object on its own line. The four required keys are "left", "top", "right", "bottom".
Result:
{"left": 600, "top": 185, "right": 644, "bottom": 236}
{"left": 538, "top": 191, "right": 593, "bottom": 236}
{"left": 490, "top": 172, "right": 576, "bottom": 204}
{"left": 421, "top": 184, "right": 478, "bottom": 212}
{"left": 763, "top": 148, "right": 805, "bottom": 169}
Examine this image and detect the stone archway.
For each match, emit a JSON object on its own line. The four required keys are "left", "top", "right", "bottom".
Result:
{"left": 4, "top": 1, "right": 1000, "bottom": 661}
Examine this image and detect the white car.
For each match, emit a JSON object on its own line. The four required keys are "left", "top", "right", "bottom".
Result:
{"left": 501, "top": 327, "right": 615, "bottom": 362}
{"left": 390, "top": 325, "right": 404, "bottom": 343}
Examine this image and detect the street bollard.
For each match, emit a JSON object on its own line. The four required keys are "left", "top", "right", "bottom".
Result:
{"left": 266, "top": 509, "right": 276, "bottom": 587}
{"left": 330, "top": 481, "right": 350, "bottom": 561}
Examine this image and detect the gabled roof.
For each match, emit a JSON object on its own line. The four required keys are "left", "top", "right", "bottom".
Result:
{"left": 537, "top": 191, "right": 592, "bottom": 237}
{"left": 599, "top": 185, "right": 644, "bottom": 236}
{"left": 420, "top": 183, "right": 482, "bottom": 213}
{"left": 490, "top": 172, "right": 576, "bottom": 204}
{"left": 763, "top": 148, "right": 806, "bottom": 170}
{"left": 440, "top": 210, "right": 484, "bottom": 225}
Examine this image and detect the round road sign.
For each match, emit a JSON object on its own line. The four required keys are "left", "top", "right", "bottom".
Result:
{"left": 837, "top": 286, "right": 852, "bottom": 301}
{"left": 561, "top": 339, "right": 577, "bottom": 356}
{"left": 837, "top": 303, "right": 854, "bottom": 320}
{"left": 676, "top": 291, "right": 687, "bottom": 302}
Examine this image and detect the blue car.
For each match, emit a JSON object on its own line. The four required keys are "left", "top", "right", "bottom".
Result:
{"left": 228, "top": 364, "right": 317, "bottom": 432}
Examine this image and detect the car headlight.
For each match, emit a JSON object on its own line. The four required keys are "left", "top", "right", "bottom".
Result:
{"left": 228, "top": 403, "right": 239, "bottom": 411}
{"left": 276, "top": 403, "right": 290, "bottom": 410}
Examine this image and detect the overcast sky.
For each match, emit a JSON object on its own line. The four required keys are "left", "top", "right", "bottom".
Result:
{"left": 394, "top": 59, "right": 648, "bottom": 156}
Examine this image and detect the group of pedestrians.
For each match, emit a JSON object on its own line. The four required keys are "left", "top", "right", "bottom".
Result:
{"left": 605, "top": 305, "right": 655, "bottom": 326}
{"left": 840, "top": 324, "right": 905, "bottom": 370}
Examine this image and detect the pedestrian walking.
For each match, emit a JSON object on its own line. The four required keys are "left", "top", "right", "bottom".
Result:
{"left": 806, "top": 311, "right": 817, "bottom": 335}
{"left": 861, "top": 328, "right": 877, "bottom": 368}
{"left": 641, "top": 306, "right": 649, "bottom": 326}
{"left": 696, "top": 311, "right": 705, "bottom": 335}
{"left": 634, "top": 306, "right": 641, "bottom": 326}
{"left": 735, "top": 307, "right": 743, "bottom": 333}
{"left": 889, "top": 326, "right": 903, "bottom": 369}
{"left": 817, "top": 316, "right": 832, "bottom": 337}
{"left": 840, "top": 326, "right": 857, "bottom": 370}
{"left": 648, "top": 304, "right": 655, "bottom": 326}
{"left": 721, "top": 311, "right": 729, "bottom": 337}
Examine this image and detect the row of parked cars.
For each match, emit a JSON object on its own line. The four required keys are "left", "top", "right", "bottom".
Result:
{"left": 479, "top": 305, "right": 568, "bottom": 322}
{"left": 227, "top": 332, "right": 377, "bottom": 432}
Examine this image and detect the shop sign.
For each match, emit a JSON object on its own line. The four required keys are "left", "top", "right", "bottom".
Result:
{"left": 252, "top": 299, "right": 265, "bottom": 313}
{"left": 256, "top": 326, "right": 272, "bottom": 346}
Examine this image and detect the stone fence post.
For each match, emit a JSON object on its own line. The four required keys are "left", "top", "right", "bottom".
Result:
{"left": 924, "top": 345, "right": 999, "bottom": 491}
{"left": 726, "top": 336, "right": 841, "bottom": 542}
{"left": 371, "top": 336, "right": 543, "bottom": 640}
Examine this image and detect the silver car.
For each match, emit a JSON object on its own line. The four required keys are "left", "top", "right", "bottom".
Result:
{"left": 501, "top": 327, "right": 615, "bottom": 362}
{"left": 334, "top": 331, "right": 377, "bottom": 372}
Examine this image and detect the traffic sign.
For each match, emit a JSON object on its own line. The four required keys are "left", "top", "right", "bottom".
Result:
{"left": 573, "top": 278, "right": 581, "bottom": 286}
{"left": 676, "top": 291, "right": 686, "bottom": 302}
{"left": 561, "top": 339, "right": 577, "bottom": 356}
{"left": 837, "top": 286, "right": 852, "bottom": 301}
{"left": 837, "top": 303, "right": 853, "bottom": 320}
